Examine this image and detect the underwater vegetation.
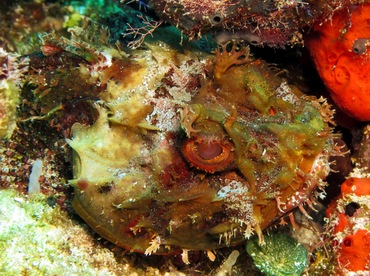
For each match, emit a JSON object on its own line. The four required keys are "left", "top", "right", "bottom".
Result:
{"left": 1, "top": 0, "right": 370, "bottom": 275}
{"left": 246, "top": 233, "right": 308, "bottom": 276}
{"left": 0, "top": 49, "right": 22, "bottom": 139}
{"left": 0, "top": 189, "right": 148, "bottom": 274}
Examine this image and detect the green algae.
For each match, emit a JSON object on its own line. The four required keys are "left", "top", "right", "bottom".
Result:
{"left": 0, "top": 189, "right": 144, "bottom": 275}
{"left": 246, "top": 233, "right": 309, "bottom": 276}
{"left": 0, "top": 78, "right": 20, "bottom": 139}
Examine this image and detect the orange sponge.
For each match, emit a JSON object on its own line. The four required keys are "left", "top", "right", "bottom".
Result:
{"left": 326, "top": 177, "right": 370, "bottom": 272}
{"left": 306, "top": 4, "right": 370, "bottom": 121}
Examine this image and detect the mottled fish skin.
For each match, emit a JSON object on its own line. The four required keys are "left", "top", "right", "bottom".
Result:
{"left": 67, "top": 40, "right": 336, "bottom": 255}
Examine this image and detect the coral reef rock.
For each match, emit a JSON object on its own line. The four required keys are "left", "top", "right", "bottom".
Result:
{"left": 141, "top": 0, "right": 363, "bottom": 47}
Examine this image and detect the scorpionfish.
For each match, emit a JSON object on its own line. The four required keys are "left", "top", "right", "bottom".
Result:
{"left": 68, "top": 41, "right": 337, "bottom": 257}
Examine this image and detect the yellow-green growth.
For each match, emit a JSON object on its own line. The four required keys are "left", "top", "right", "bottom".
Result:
{"left": 0, "top": 189, "right": 144, "bottom": 275}
{"left": 0, "top": 80, "right": 20, "bottom": 139}
{"left": 246, "top": 233, "right": 309, "bottom": 276}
